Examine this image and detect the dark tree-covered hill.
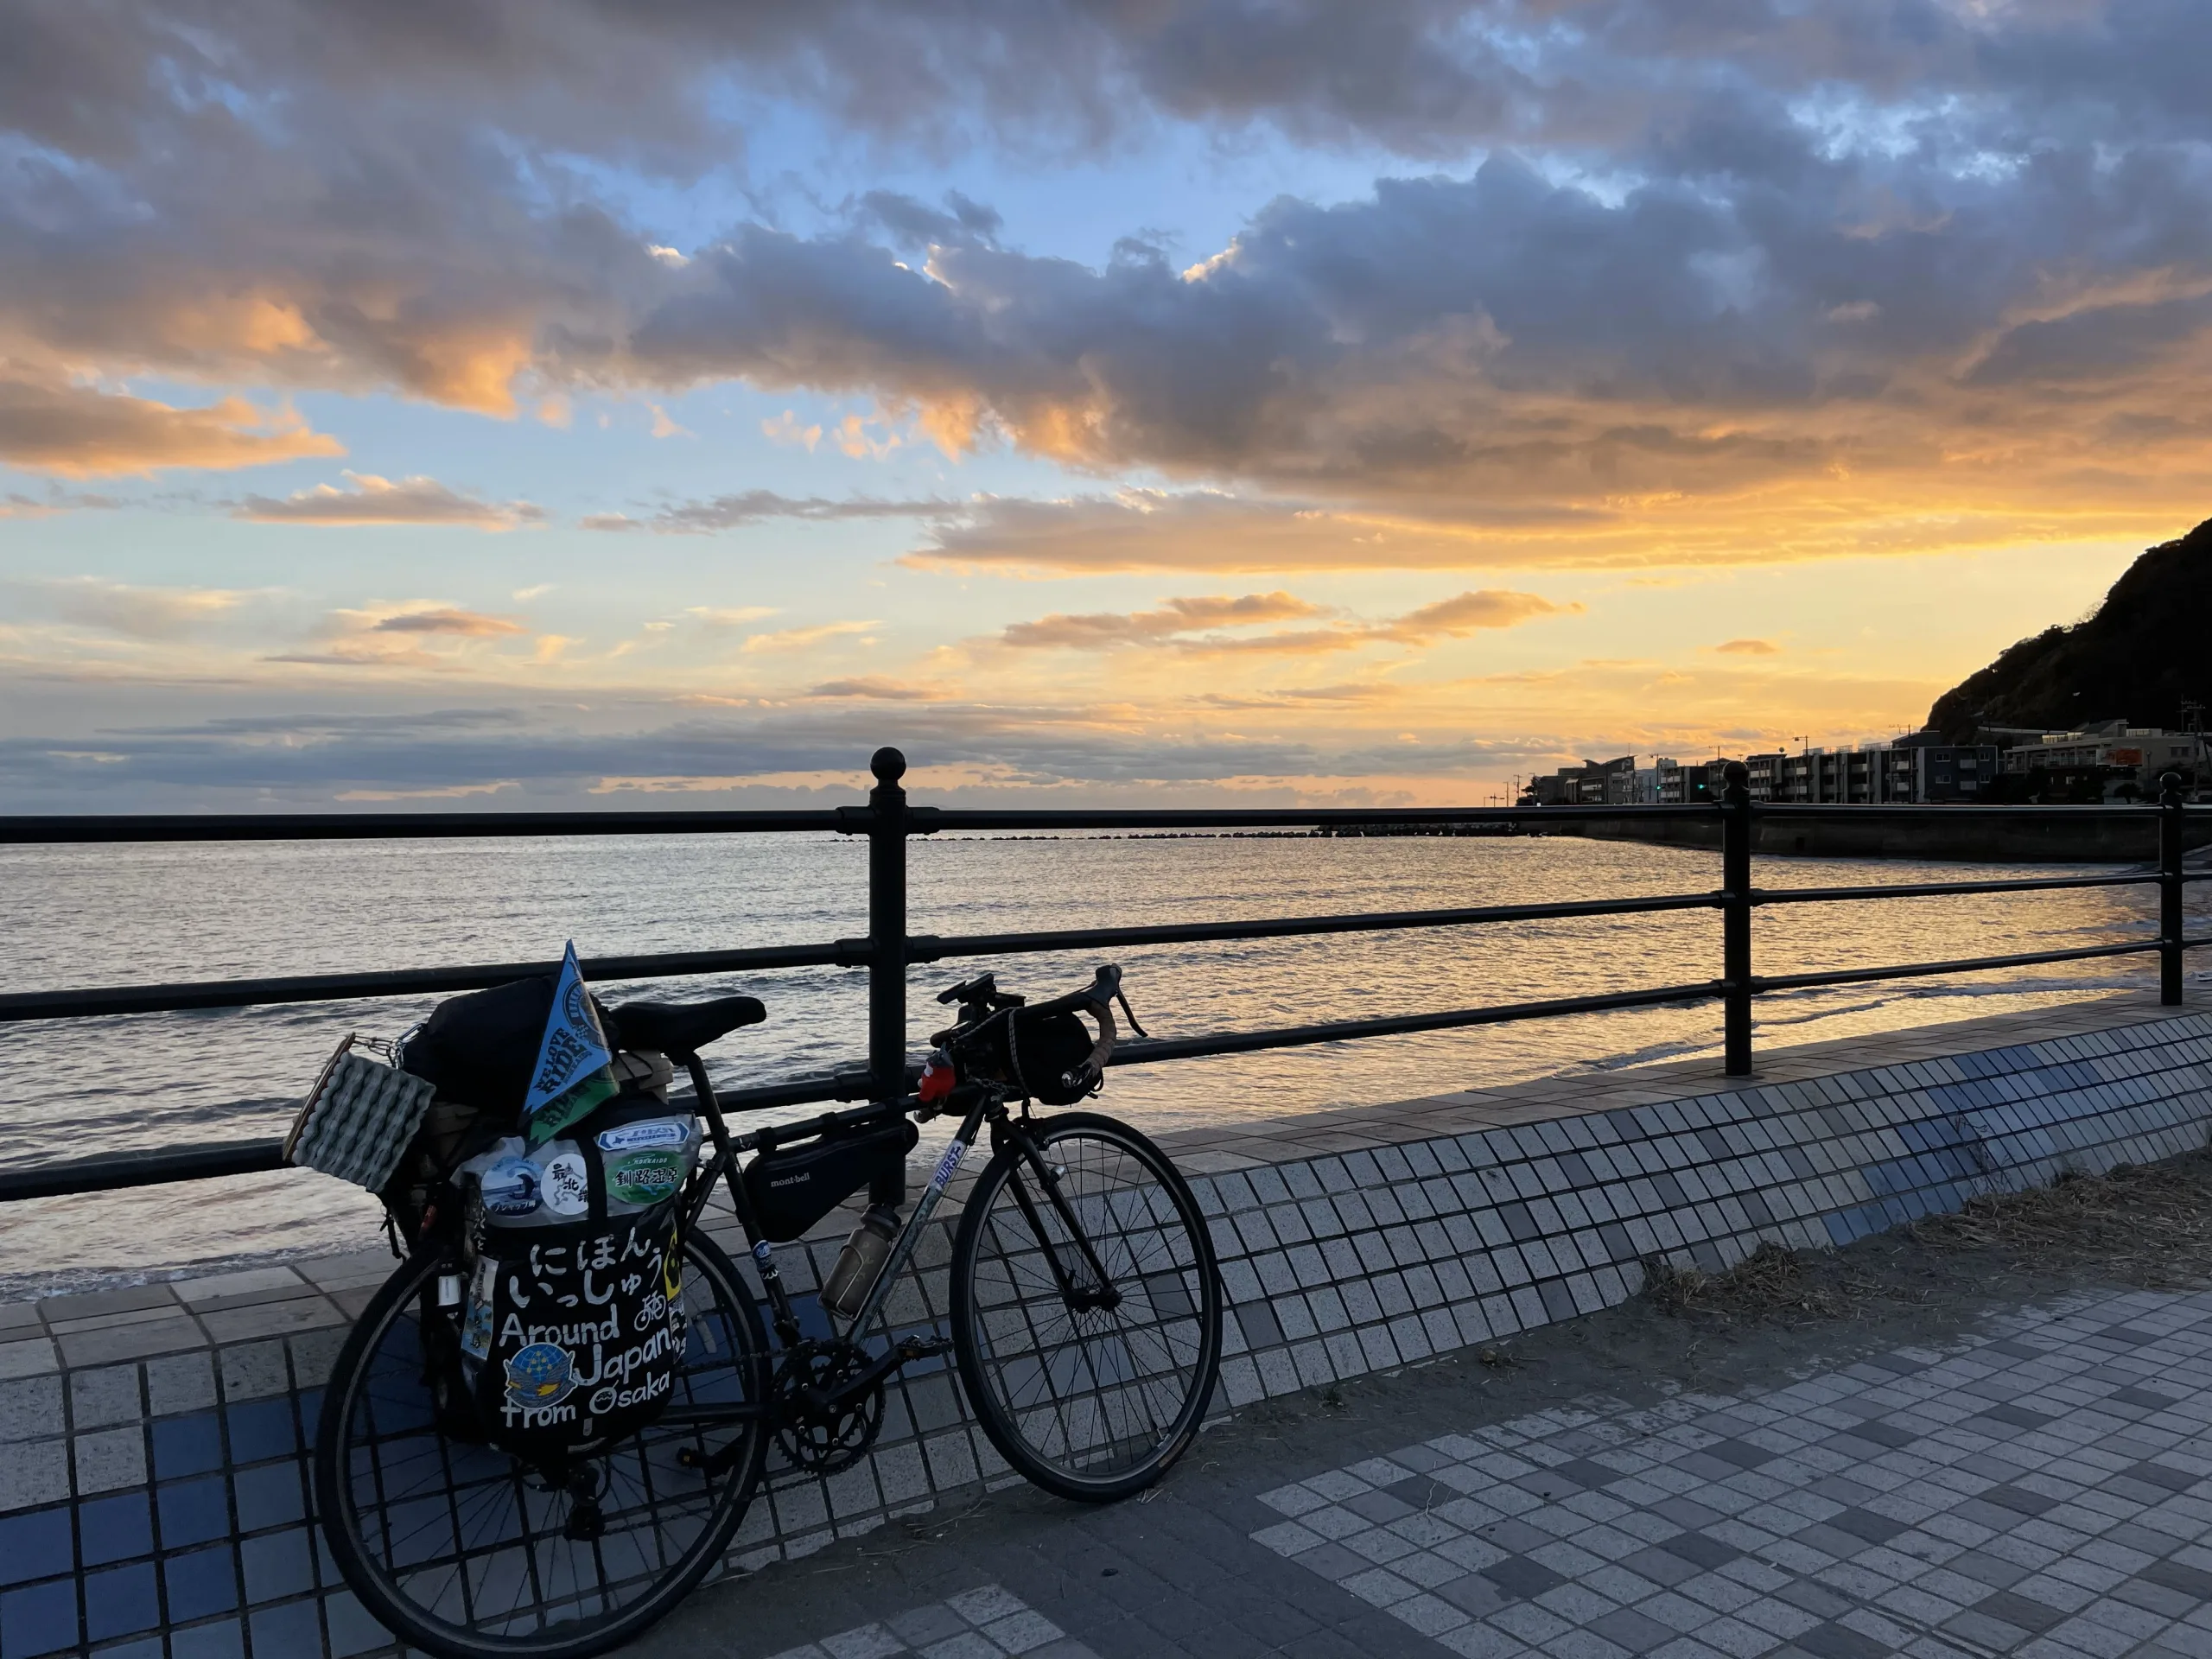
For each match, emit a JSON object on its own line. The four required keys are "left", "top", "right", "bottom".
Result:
{"left": 1928, "top": 517, "right": 2212, "bottom": 740}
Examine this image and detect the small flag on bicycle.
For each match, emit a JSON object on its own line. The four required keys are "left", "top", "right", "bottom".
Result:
{"left": 523, "top": 942, "right": 616, "bottom": 1147}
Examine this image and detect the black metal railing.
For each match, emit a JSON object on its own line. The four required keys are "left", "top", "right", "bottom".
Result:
{"left": 2, "top": 749, "right": 2205, "bottom": 1204}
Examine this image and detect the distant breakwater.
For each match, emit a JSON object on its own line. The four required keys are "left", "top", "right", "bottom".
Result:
{"left": 1534, "top": 812, "right": 2212, "bottom": 863}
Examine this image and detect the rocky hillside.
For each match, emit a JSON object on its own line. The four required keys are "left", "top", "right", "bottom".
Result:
{"left": 1929, "top": 517, "right": 2212, "bottom": 740}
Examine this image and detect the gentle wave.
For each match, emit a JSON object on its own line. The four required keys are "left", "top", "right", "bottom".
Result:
{"left": 1, "top": 832, "right": 2197, "bottom": 1296}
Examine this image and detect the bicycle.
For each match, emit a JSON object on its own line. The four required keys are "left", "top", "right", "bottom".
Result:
{"left": 312, "top": 963, "right": 1224, "bottom": 1659}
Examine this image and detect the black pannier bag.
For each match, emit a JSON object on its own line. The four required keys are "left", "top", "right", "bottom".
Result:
{"left": 458, "top": 1199, "right": 687, "bottom": 1453}
{"left": 742, "top": 1115, "right": 918, "bottom": 1242}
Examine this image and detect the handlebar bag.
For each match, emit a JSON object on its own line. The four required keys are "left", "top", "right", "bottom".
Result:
{"left": 960, "top": 1007, "right": 1107, "bottom": 1107}
{"left": 742, "top": 1116, "right": 918, "bottom": 1242}
{"left": 458, "top": 1198, "right": 688, "bottom": 1457}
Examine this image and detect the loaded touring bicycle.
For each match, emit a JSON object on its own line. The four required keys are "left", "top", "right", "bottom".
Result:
{"left": 293, "top": 957, "right": 1223, "bottom": 1659}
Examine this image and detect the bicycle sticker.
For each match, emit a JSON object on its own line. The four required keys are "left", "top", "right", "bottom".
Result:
{"left": 608, "top": 1148, "right": 683, "bottom": 1206}
{"left": 480, "top": 1155, "right": 541, "bottom": 1217}
{"left": 539, "top": 1151, "right": 590, "bottom": 1216}
{"left": 751, "top": 1239, "right": 773, "bottom": 1262}
{"left": 931, "top": 1140, "right": 967, "bottom": 1187}
{"left": 597, "top": 1119, "right": 690, "bottom": 1152}
{"left": 504, "top": 1342, "right": 578, "bottom": 1412}
{"left": 460, "top": 1255, "right": 498, "bottom": 1359}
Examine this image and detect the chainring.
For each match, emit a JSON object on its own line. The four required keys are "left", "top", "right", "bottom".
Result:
{"left": 772, "top": 1338, "right": 885, "bottom": 1475}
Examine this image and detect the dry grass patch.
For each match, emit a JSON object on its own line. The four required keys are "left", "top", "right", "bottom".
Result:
{"left": 1640, "top": 1147, "right": 2212, "bottom": 1328}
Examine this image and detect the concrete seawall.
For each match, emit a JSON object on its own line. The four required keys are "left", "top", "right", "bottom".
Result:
{"left": 0, "top": 994, "right": 2206, "bottom": 1657}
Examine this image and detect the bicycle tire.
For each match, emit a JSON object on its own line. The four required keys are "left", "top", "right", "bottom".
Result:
{"left": 950, "top": 1110, "right": 1223, "bottom": 1502}
{"left": 314, "top": 1227, "right": 770, "bottom": 1659}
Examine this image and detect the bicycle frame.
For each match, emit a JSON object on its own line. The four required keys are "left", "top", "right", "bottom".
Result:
{"left": 674, "top": 1055, "right": 1117, "bottom": 1352}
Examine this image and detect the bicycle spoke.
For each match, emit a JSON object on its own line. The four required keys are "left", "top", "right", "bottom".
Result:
{"left": 956, "top": 1118, "right": 1221, "bottom": 1495}
{"left": 320, "top": 1236, "right": 767, "bottom": 1656}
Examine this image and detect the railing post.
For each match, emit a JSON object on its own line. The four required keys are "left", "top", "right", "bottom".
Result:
{"left": 1721, "top": 760, "right": 1754, "bottom": 1075}
{"left": 2160, "top": 770, "right": 2185, "bottom": 1006}
{"left": 867, "top": 747, "right": 912, "bottom": 1102}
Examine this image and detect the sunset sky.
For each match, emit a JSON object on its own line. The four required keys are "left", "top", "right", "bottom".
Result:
{"left": 4, "top": 1, "right": 2207, "bottom": 808}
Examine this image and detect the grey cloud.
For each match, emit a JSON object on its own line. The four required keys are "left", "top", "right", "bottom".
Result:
{"left": 0, "top": 699, "right": 1565, "bottom": 809}
{"left": 582, "top": 490, "right": 960, "bottom": 533}
{"left": 857, "top": 191, "right": 1003, "bottom": 250}
{"left": 10, "top": 0, "right": 2212, "bottom": 537}
{"left": 623, "top": 140, "right": 2212, "bottom": 504}
{"left": 236, "top": 474, "right": 546, "bottom": 528}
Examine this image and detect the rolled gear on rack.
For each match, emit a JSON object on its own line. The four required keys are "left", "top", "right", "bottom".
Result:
{"left": 283, "top": 1036, "right": 439, "bottom": 1192}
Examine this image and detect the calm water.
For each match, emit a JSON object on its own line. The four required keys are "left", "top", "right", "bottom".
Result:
{"left": 3, "top": 832, "right": 2201, "bottom": 1296}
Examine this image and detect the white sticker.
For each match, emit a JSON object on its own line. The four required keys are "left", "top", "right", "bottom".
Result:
{"left": 540, "top": 1151, "right": 591, "bottom": 1217}
{"left": 596, "top": 1120, "right": 689, "bottom": 1153}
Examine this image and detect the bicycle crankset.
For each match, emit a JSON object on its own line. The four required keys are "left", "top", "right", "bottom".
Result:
{"left": 773, "top": 1339, "right": 885, "bottom": 1474}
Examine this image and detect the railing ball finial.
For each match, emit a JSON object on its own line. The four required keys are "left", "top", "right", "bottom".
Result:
{"left": 2160, "top": 770, "right": 2184, "bottom": 804}
{"left": 1722, "top": 760, "right": 1750, "bottom": 788}
{"left": 871, "top": 746, "right": 908, "bottom": 785}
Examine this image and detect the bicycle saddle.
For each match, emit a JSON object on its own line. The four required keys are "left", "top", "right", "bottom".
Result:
{"left": 607, "top": 995, "right": 766, "bottom": 1057}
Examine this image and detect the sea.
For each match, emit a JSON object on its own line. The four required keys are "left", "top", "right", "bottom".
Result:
{"left": 3, "top": 831, "right": 2202, "bottom": 1299}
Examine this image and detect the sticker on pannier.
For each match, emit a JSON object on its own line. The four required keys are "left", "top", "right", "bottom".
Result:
{"left": 461, "top": 1204, "right": 687, "bottom": 1450}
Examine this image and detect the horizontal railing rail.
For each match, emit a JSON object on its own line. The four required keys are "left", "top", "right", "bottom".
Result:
{"left": 2, "top": 749, "right": 2203, "bottom": 1204}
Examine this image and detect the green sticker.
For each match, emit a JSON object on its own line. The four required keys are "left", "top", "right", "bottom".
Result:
{"left": 610, "top": 1148, "right": 683, "bottom": 1206}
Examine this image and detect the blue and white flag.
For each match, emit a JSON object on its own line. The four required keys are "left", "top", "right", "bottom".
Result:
{"left": 524, "top": 942, "right": 616, "bottom": 1147}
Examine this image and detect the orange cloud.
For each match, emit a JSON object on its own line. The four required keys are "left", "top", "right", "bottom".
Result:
{"left": 1003, "top": 592, "right": 1323, "bottom": 649}
{"left": 1000, "top": 588, "right": 1577, "bottom": 656}
{"left": 0, "top": 379, "right": 343, "bottom": 478}
{"left": 741, "top": 620, "right": 879, "bottom": 652}
{"left": 1712, "top": 638, "right": 1782, "bottom": 656}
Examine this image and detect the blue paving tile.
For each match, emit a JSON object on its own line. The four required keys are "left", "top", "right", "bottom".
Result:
{"left": 161, "top": 1544, "right": 239, "bottom": 1622}
{"left": 232, "top": 1460, "right": 306, "bottom": 1532}
{"left": 86, "top": 1637, "right": 163, "bottom": 1659}
{"left": 222, "top": 1398, "right": 298, "bottom": 1465}
{"left": 78, "top": 1491, "right": 154, "bottom": 1567}
{"left": 168, "top": 1617, "right": 245, "bottom": 1659}
{"left": 249, "top": 1598, "right": 323, "bottom": 1659}
{"left": 296, "top": 1389, "right": 324, "bottom": 1451}
{"left": 157, "top": 1476, "right": 233, "bottom": 1548}
{"left": 152, "top": 1412, "right": 226, "bottom": 1479}
{"left": 82, "top": 1560, "right": 161, "bottom": 1642}
{"left": 240, "top": 1528, "right": 315, "bottom": 1605}
{"left": 0, "top": 1576, "right": 79, "bottom": 1657}
{"left": 326, "top": 1587, "right": 394, "bottom": 1657}
{"left": 0, "top": 1508, "right": 73, "bottom": 1586}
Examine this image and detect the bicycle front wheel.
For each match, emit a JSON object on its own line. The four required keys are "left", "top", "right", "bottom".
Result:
{"left": 950, "top": 1111, "right": 1223, "bottom": 1502}
{"left": 314, "top": 1228, "right": 770, "bottom": 1659}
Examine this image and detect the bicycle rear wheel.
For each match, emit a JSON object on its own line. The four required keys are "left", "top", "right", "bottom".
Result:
{"left": 314, "top": 1228, "right": 769, "bottom": 1659}
{"left": 950, "top": 1110, "right": 1223, "bottom": 1502}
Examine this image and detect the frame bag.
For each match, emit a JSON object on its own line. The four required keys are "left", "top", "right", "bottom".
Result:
{"left": 741, "top": 1115, "right": 918, "bottom": 1242}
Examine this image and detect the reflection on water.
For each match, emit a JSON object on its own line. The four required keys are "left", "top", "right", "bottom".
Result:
{"left": 2, "top": 831, "right": 2202, "bottom": 1294}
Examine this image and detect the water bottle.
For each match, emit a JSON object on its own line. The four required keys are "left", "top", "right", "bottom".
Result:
{"left": 820, "top": 1205, "right": 899, "bottom": 1318}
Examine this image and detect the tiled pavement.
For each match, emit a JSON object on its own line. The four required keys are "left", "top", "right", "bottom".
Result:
{"left": 4, "top": 994, "right": 2211, "bottom": 1656}
{"left": 671, "top": 1284, "right": 2212, "bottom": 1659}
{"left": 762, "top": 1585, "right": 1096, "bottom": 1659}
{"left": 1249, "top": 1287, "right": 2212, "bottom": 1659}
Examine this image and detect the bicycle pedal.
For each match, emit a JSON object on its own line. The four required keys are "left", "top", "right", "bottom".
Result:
{"left": 897, "top": 1335, "right": 954, "bottom": 1360}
